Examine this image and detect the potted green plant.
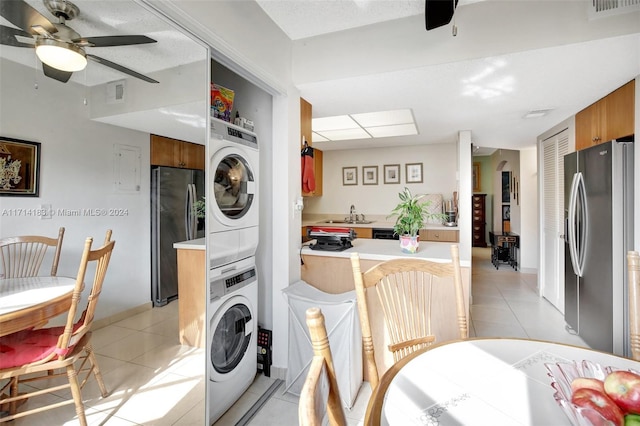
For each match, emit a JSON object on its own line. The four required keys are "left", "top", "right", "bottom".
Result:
{"left": 388, "top": 187, "right": 447, "bottom": 253}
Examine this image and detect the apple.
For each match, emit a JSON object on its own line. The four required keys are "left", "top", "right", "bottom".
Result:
{"left": 572, "top": 377, "right": 606, "bottom": 394}
{"left": 625, "top": 414, "right": 640, "bottom": 426}
{"left": 571, "top": 387, "right": 624, "bottom": 426}
{"left": 604, "top": 371, "right": 640, "bottom": 414}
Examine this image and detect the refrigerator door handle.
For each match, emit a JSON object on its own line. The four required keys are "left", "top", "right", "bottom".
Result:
{"left": 575, "top": 172, "right": 588, "bottom": 277}
{"left": 186, "top": 183, "right": 196, "bottom": 240}
{"left": 568, "top": 172, "right": 582, "bottom": 277}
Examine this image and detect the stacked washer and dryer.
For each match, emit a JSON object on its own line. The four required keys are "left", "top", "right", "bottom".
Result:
{"left": 208, "top": 117, "right": 259, "bottom": 425}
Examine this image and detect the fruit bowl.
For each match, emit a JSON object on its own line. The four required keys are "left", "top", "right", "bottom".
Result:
{"left": 545, "top": 360, "right": 640, "bottom": 426}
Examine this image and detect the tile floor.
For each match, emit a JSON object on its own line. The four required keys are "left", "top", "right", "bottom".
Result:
{"left": 7, "top": 247, "right": 588, "bottom": 425}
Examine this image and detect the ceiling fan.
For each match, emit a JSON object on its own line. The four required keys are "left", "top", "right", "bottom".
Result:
{"left": 0, "top": 0, "right": 159, "bottom": 83}
{"left": 425, "top": 0, "right": 459, "bottom": 32}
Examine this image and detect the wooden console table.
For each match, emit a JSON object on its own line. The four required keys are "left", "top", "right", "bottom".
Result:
{"left": 489, "top": 231, "right": 519, "bottom": 271}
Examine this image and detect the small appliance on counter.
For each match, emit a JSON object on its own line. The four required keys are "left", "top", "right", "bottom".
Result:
{"left": 307, "top": 226, "right": 356, "bottom": 251}
{"left": 443, "top": 198, "right": 457, "bottom": 227}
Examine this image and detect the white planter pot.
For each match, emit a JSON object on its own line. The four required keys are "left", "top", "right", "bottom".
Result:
{"left": 399, "top": 235, "right": 419, "bottom": 253}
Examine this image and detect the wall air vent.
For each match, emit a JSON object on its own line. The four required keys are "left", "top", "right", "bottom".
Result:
{"left": 588, "top": 0, "right": 640, "bottom": 19}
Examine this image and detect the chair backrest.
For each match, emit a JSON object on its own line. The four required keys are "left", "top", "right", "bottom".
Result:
{"left": 0, "top": 227, "right": 65, "bottom": 278}
{"left": 299, "top": 307, "right": 347, "bottom": 426}
{"left": 57, "top": 230, "right": 115, "bottom": 359}
{"left": 350, "top": 244, "right": 467, "bottom": 390}
{"left": 628, "top": 251, "right": 640, "bottom": 361}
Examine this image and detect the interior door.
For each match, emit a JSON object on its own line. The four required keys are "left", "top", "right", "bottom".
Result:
{"left": 541, "top": 129, "right": 569, "bottom": 311}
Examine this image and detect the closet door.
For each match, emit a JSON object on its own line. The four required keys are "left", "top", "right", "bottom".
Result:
{"left": 541, "top": 129, "right": 569, "bottom": 312}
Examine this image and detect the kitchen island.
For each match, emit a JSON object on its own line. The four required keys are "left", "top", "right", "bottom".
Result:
{"left": 300, "top": 238, "right": 470, "bottom": 378}
{"left": 173, "top": 237, "right": 206, "bottom": 348}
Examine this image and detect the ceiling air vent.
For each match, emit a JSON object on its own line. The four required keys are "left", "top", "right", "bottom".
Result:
{"left": 588, "top": 0, "right": 640, "bottom": 19}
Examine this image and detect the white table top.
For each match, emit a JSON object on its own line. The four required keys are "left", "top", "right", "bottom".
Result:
{"left": 301, "top": 238, "right": 470, "bottom": 266}
{"left": 0, "top": 276, "right": 76, "bottom": 316}
{"left": 173, "top": 237, "right": 206, "bottom": 250}
{"left": 372, "top": 338, "right": 640, "bottom": 425}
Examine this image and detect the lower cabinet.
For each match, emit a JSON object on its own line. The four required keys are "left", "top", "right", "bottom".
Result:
{"left": 420, "top": 229, "right": 459, "bottom": 242}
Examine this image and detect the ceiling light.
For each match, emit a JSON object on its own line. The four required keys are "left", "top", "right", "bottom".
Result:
{"left": 524, "top": 109, "right": 552, "bottom": 119}
{"left": 311, "top": 108, "right": 417, "bottom": 142}
{"left": 35, "top": 38, "right": 87, "bottom": 72}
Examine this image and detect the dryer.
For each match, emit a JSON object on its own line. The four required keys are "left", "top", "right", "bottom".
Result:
{"left": 209, "top": 117, "right": 259, "bottom": 268}
{"left": 208, "top": 256, "right": 258, "bottom": 425}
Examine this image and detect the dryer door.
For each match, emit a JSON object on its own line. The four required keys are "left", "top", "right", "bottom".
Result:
{"left": 210, "top": 146, "right": 257, "bottom": 228}
{"left": 210, "top": 296, "right": 254, "bottom": 381}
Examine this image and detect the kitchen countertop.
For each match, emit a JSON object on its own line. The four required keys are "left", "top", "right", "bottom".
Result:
{"left": 302, "top": 217, "right": 458, "bottom": 231}
{"left": 301, "top": 238, "right": 469, "bottom": 266}
{"left": 173, "top": 237, "right": 205, "bottom": 250}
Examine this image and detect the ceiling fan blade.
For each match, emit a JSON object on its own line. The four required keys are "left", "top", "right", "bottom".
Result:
{"left": 0, "top": 0, "right": 56, "bottom": 35}
{"left": 87, "top": 54, "right": 159, "bottom": 84}
{"left": 42, "top": 63, "right": 73, "bottom": 83}
{"left": 73, "top": 35, "right": 157, "bottom": 47}
{"left": 425, "top": 0, "right": 458, "bottom": 31}
{"left": 0, "top": 24, "right": 33, "bottom": 47}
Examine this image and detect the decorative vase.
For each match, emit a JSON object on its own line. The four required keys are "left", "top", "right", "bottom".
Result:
{"left": 400, "top": 235, "right": 419, "bottom": 253}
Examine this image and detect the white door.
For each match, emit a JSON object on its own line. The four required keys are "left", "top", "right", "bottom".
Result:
{"left": 541, "top": 129, "right": 569, "bottom": 311}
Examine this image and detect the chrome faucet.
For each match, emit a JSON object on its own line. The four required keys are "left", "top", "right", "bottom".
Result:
{"left": 349, "top": 205, "right": 356, "bottom": 222}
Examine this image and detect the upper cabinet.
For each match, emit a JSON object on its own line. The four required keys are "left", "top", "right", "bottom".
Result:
{"left": 151, "top": 134, "right": 205, "bottom": 170}
{"left": 575, "top": 80, "right": 635, "bottom": 151}
{"left": 301, "top": 97, "right": 323, "bottom": 197}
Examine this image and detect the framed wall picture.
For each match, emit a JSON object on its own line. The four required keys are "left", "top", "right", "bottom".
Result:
{"left": 0, "top": 137, "right": 41, "bottom": 197}
{"left": 473, "top": 162, "right": 481, "bottom": 192}
{"left": 406, "top": 163, "right": 423, "bottom": 183}
{"left": 383, "top": 164, "right": 400, "bottom": 184}
{"left": 362, "top": 165, "right": 378, "bottom": 185}
{"left": 502, "top": 205, "right": 511, "bottom": 220}
{"left": 502, "top": 171, "right": 511, "bottom": 202}
{"left": 342, "top": 166, "right": 357, "bottom": 185}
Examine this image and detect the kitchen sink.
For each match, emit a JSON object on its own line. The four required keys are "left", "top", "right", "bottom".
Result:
{"left": 317, "top": 220, "right": 374, "bottom": 225}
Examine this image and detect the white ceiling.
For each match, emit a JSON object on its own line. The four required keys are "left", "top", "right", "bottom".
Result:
{"left": 258, "top": 0, "right": 640, "bottom": 152}
{"left": 1, "top": 0, "right": 638, "bottom": 154}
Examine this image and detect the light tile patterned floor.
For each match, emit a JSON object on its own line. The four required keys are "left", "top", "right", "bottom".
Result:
{"left": 5, "top": 247, "right": 588, "bottom": 425}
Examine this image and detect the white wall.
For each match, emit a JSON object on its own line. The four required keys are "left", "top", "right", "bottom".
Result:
{"left": 520, "top": 147, "right": 539, "bottom": 273}
{"left": 303, "top": 143, "right": 458, "bottom": 216}
{"left": 0, "top": 58, "right": 151, "bottom": 319}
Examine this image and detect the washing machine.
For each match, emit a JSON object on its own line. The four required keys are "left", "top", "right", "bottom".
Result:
{"left": 208, "top": 255, "right": 258, "bottom": 425}
{"left": 209, "top": 117, "right": 259, "bottom": 268}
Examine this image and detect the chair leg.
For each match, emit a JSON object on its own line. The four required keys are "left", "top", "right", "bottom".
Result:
{"left": 8, "top": 377, "right": 17, "bottom": 415}
{"left": 85, "top": 345, "right": 108, "bottom": 398}
{"left": 66, "top": 365, "right": 88, "bottom": 426}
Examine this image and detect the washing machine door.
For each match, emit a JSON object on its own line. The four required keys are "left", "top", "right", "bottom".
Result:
{"left": 210, "top": 146, "right": 257, "bottom": 228}
{"left": 210, "top": 295, "right": 254, "bottom": 381}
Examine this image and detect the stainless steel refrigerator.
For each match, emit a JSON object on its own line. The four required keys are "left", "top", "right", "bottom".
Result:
{"left": 151, "top": 166, "right": 205, "bottom": 307}
{"left": 564, "top": 139, "right": 634, "bottom": 356}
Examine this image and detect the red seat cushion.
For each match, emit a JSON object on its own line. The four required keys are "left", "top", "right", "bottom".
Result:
{"left": 0, "top": 327, "right": 69, "bottom": 369}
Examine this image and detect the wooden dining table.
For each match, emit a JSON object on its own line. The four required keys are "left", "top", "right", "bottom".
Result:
{"left": 0, "top": 276, "right": 76, "bottom": 337}
{"left": 366, "top": 337, "right": 640, "bottom": 425}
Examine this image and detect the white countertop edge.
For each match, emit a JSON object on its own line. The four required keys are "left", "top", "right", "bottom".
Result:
{"left": 301, "top": 239, "right": 470, "bottom": 267}
{"left": 173, "top": 237, "right": 206, "bottom": 250}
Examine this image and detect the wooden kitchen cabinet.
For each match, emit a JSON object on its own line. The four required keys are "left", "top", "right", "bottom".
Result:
{"left": 575, "top": 80, "right": 635, "bottom": 151}
{"left": 420, "top": 229, "right": 459, "bottom": 242}
{"left": 151, "top": 134, "right": 205, "bottom": 170}
{"left": 472, "top": 194, "right": 487, "bottom": 247}
{"left": 301, "top": 97, "right": 323, "bottom": 197}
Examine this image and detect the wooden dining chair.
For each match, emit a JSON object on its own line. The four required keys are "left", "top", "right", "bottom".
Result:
{"left": 628, "top": 251, "right": 640, "bottom": 361}
{"left": 0, "top": 230, "right": 115, "bottom": 425}
{"left": 350, "top": 244, "right": 467, "bottom": 390}
{"left": 0, "top": 226, "right": 65, "bottom": 278}
{"left": 298, "top": 307, "right": 347, "bottom": 426}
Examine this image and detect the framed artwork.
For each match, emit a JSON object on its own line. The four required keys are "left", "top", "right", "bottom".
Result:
{"left": 342, "top": 166, "right": 358, "bottom": 186}
{"left": 362, "top": 166, "right": 378, "bottom": 185}
{"left": 502, "top": 171, "right": 511, "bottom": 202}
{"left": 502, "top": 205, "right": 511, "bottom": 220}
{"left": 383, "top": 164, "right": 400, "bottom": 184}
{"left": 406, "top": 163, "right": 423, "bottom": 183}
{"left": 0, "top": 137, "right": 41, "bottom": 197}
{"left": 473, "top": 162, "right": 481, "bottom": 192}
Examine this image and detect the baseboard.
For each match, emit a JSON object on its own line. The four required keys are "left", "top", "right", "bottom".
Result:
{"left": 93, "top": 302, "right": 153, "bottom": 330}
{"left": 520, "top": 267, "right": 537, "bottom": 274}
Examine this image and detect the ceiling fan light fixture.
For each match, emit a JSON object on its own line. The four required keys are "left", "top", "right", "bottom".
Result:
{"left": 35, "top": 38, "right": 87, "bottom": 72}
